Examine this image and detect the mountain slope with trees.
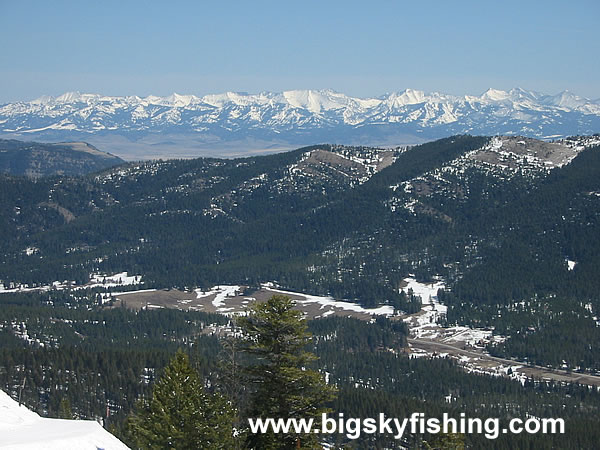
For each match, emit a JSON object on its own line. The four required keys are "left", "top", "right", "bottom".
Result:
{"left": 1, "top": 134, "right": 599, "bottom": 374}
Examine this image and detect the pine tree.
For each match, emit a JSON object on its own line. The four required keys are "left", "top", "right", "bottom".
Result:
{"left": 125, "top": 350, "right": 236, "bottom": 449}
{"left": 58, "top": 396, "right": 73, "bottom": 419}
{"left": 218, "top": 336, "right": 246, "bottom": 427}
{"left": 238, "top": 295, "right": 336, "bottom": 449}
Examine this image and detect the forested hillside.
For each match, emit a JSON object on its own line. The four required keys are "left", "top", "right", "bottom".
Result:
{"left": 2, "top": 134, "right": 600, "bottom": 447}
{"left": 1, "top": 135, "right": 600, "bottom": 372}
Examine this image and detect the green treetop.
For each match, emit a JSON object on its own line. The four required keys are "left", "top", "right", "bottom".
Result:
{"left": 125, "top": 349, "right": 236, "bottom": 449}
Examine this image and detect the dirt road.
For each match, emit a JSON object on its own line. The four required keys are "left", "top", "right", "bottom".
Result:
{"left": 408, "top": 338, "right": 600, "bottom": 387}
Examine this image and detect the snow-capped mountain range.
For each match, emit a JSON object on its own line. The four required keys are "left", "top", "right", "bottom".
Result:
{"left": 1, "top": 88, "right": 599, "bottom": 159}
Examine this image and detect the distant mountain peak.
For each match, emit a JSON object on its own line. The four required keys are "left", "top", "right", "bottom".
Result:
{"left": 390, "top": 89, "right": 426, "bottom": 106}
{"left": 55, "top": 91, "right": 87, "bottom": 103}
{"left": 481, "top": 88, "right": 510, "bottom": 102}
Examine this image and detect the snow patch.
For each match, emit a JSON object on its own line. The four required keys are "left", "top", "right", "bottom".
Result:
{"left": 265, "top": 286, "right": 394, "bottom": 317}
{"left": 87, "top": 272, "right": 142, "bottom": 289}
{"left": 402, "top": 277, "right": 447, "bottom": 335}
{"left": 0, "top": 272, "right": 144, "bottom": 295}
{"left": 193, "top": 285, "right": 242, "bottom": 313}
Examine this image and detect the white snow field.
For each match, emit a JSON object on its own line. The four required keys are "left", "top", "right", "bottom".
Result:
{"left": 0, "top": 390, "right": 129, "bottom": 449}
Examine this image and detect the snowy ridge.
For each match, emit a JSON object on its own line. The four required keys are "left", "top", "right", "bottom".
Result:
{"left": 13, "top": 87, "right": 599, "bottom": 116}
{"left": 0, "top": 389, "right": 128, "bottom": 449}
{"left": 1, "top": 88, "right": 599, "bottom": 151}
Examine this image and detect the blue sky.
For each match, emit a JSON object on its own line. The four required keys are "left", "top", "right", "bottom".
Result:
{"left": 1, "top": 0, "right": 598, "bottom": 102}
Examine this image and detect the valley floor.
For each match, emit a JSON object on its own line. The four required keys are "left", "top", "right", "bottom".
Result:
{"left": 105, "top": 281, "right": 600, "bottom": 388}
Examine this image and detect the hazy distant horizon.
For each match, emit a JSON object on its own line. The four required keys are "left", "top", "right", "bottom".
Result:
{"left": 1, "top": 1, "right": 598, "bottom": 103}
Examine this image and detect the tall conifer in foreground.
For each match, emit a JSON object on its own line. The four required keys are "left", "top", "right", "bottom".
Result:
{"left": 238, "top": 295, "right": 336, "bottom": 449}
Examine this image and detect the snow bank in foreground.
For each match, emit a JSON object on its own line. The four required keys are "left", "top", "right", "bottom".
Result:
{"left": 0, "top": 390, "right": 129, "bottom": 449}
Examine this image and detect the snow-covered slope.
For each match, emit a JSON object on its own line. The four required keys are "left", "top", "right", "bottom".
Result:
{"left": 1, "top": 88, "right": 599, "bottom": 158}
{"left": 0, "top": 390, "right": 128, "bottom": 450}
